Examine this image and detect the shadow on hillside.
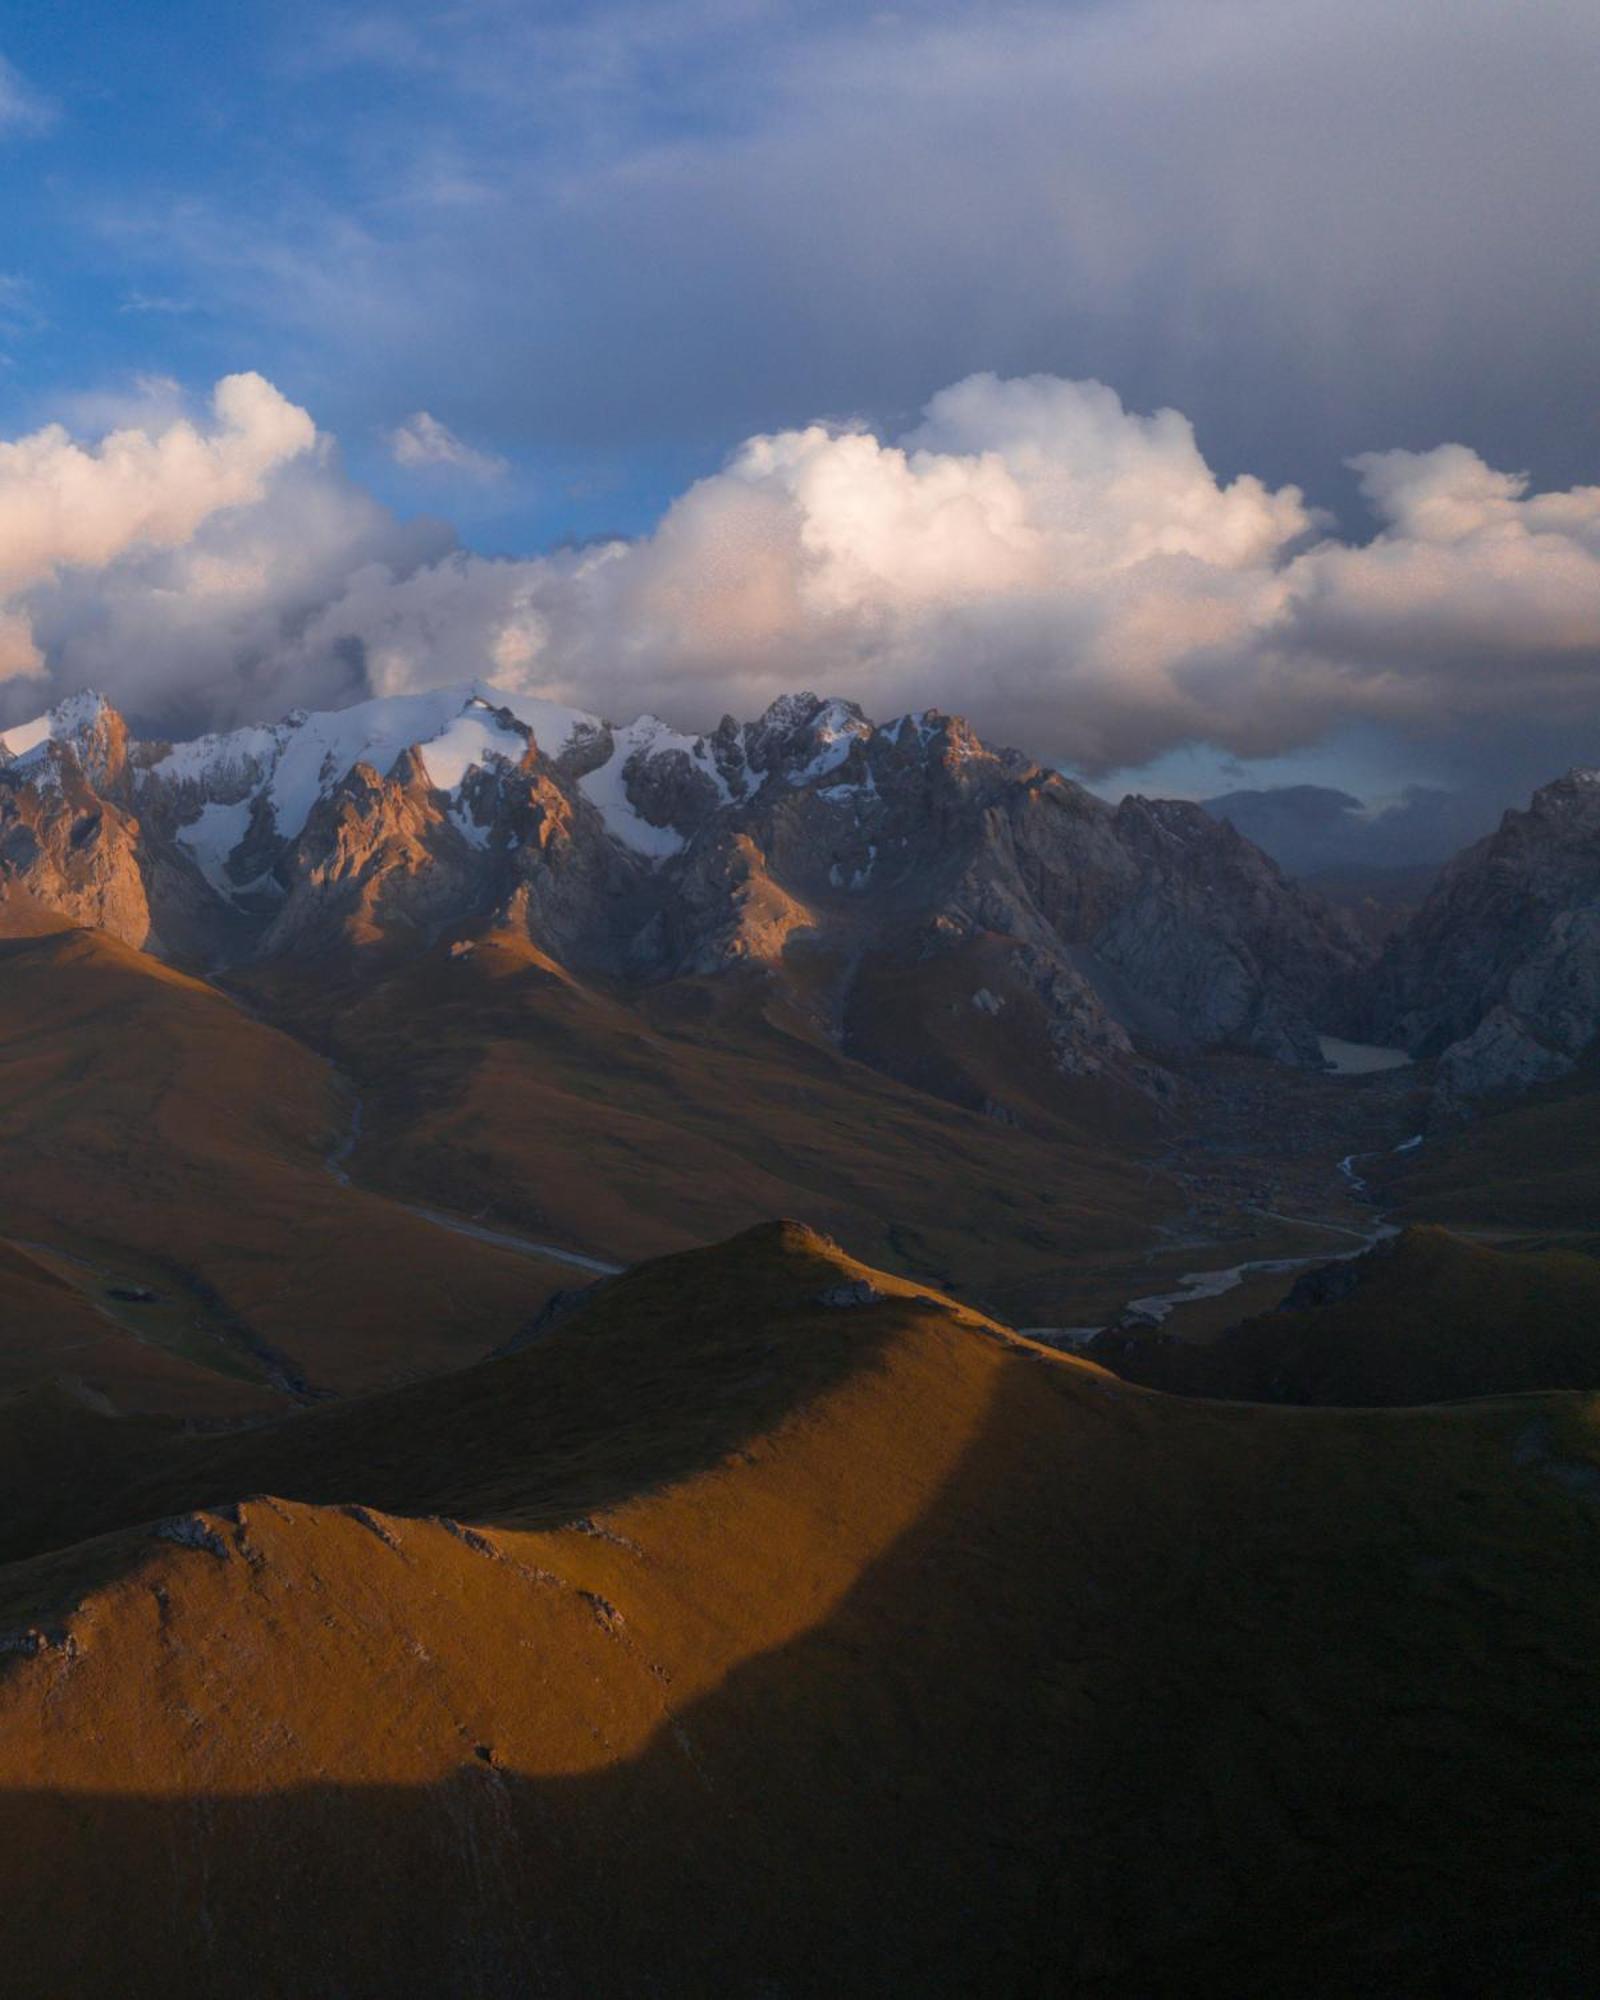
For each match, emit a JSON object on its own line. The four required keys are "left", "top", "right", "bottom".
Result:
{"left": 2, "top": 1352, "right": 1598, "bottom": 1997}
{"left": 0, "top": 1226, "right": 915, "bottom": 1569}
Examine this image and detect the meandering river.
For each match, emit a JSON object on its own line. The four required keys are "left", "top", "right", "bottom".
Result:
{"left": 1025, "top": 1038, "right": 1420, "bottom": 1348}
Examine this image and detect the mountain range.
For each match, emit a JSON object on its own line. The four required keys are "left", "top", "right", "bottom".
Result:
{"left": 0, "top": 682, "right": 1366, "bottom": 1085}
{"left": 7, "top": 680, "right": 1598, "bottom": 1111}
{"left": 1201, "top": 779, "right": 1490, "bottom": 875}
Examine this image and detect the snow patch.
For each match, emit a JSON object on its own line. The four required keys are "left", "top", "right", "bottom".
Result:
{"left": 789, "top": 699, "right": 871, "bottom": 785}
{"left": 0, "top": 713, "right": 57, "bottom": 761}
{"left": 147, "top": 721, "right": 279, "bottom": 792}
{"left": 177, "top": 798, "right": 256, "bottom": 897}
{"left": 449, "top": 800, "right": 492, "bottom": 850}
{"left": 0, "top": 691, "right": 111, "bottom": 774}
{"left": 827, "top": 843, "right": 877, "bottom": 891}
{"left": 889, "top": 711, "right": 934, "bottom": 747}
{"left": 577, "top": 715, "right": 708, "bottom": 859}
{"left": 416, "top": 711, "right": 526, "bottom": 793}
{"left": 149, "top": 682, "right": 599, "bottom": 847}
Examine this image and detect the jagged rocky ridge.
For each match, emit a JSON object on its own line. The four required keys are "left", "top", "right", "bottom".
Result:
{"left": 1368, "top": 769, "right": 1600, "bottom": 1103}
{"left": 0, "top": 684, "right": 1364, "bottom": 1090}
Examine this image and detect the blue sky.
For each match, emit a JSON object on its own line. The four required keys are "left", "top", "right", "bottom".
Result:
{"left": 2, "top": 2, "right": 1598, "bottom": 830}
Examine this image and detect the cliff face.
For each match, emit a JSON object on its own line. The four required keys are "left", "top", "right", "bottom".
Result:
{"left": 0, "top": 684, "right": 1365, "bottom": 1095}
{"left": 1369, "top": 770, "right": 1600, "bottom": 1101}
{"left": 0, "top": 695, "right": 152, "bottom": 948}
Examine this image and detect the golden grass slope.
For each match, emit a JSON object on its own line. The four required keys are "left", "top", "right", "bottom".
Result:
{"left": 236, "top": 928, "right": 1168, "bottom": 1316}
{"left": 0, "top": 928, "right": 590, "bottom": 1408}
{"left": 0, "top": 1223, "right": 1597, "bottom": 1995}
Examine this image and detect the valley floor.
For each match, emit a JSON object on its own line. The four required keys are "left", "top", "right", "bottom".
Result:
{"left": 998, "top": 1045, "right": 1429, "bottom": 1339}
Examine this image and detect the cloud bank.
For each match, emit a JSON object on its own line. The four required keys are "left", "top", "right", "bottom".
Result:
{"left": 0, "top": 373, "right": 317, "bottom": 681}
{"left": 109, "top": 0, "right": 1600, "bottom": 502}
{"left": 3, "top": 370, "right": 1599, "bottom": 812}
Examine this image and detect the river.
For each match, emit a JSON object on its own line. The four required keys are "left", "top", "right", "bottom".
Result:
{"left": 1023, "top": 1059, "right": 1423, "bottom": 1351}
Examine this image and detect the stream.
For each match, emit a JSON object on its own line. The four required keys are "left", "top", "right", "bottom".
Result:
{"left": 1023, "top": 1192, "right": 1409, "bottom": 1352}
{"left": 1024, "top": 1033, "right": 1422, "bottom": 1349}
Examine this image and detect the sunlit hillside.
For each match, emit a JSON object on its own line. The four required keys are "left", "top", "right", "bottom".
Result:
{"left": 1, "top": 1224, "right": 1596, "bottom": 1995}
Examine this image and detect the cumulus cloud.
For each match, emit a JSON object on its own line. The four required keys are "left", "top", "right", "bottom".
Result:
{"left": 0, "top": 373, "right": 317, "bottom": 681}
{"left": 298, "top": 373, "right": 1597, "bottom": 775}
{"left": 21, "top": 448, "right": 451, "bottom": 730}
{"left": 387, "top": 410, "right": 506, "bottom": 480}
{"left": 3, "top": 369, "right": 1600, "bottom": 810}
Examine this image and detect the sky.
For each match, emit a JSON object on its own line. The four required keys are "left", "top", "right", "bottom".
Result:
{"left": 2, "top": 0, "right": 1599, "bottom": 853}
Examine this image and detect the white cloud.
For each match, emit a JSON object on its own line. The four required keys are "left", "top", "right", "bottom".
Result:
{"left": 293, "top": 372, "right": 1600, "bottom": 773}
{"left": 0, "top": 54, "right": 52, "bottom": 138}
{"left": 4, "top": 368, "right": 1600, "bottom": 799}
{"left": 387, "top": 410, "right": 505, "bottom": 480}
{"left": 0, "top": 373, "right": 317, "bottom": 679}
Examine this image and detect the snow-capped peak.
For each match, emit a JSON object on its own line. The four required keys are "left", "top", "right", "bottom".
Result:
{"left": 578, "top": 714, "right": 727, "bottom": 860}
{"left": 133, "top": 683, "right": 604, "bottom": 902}
{"left": 148, "top": 683, "right": 598, "bottom": 839}
{"left": 786, "top": 698, "right": 872, "bottom": 786}
{"left": 0, "top": 689, "right": 112, "bottom": 768}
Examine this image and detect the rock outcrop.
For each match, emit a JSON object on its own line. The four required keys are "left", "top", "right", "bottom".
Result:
{"left": 0, "top": 694, "right": 153, "bottom": 948}
{"left": 1369, "top": 769, "right": 1600, "bottom": 1102}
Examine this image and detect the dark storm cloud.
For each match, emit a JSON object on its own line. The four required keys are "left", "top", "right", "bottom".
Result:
{"left": 119, "top": 0, "right": 1600, "bottom": 502}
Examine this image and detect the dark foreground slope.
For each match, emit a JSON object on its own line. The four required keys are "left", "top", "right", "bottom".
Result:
{"left": 1384, "top": 1068, "right": 1600, "bottom": 1239}
{"left": 0, "top": 1223, "right": 1597, "bottom": 1997}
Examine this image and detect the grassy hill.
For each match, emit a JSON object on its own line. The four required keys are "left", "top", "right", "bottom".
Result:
{"left": 1, "top": 1222, "right": 1597, "bottom": 1995}
{"left": 0, "top": 1239, "right": 281, "bottom": 1418}
{"left": 235, "top": 928, "right": 1168, "bottom": 1318}
{"left": 0, "top": 928, "right": 593, "bottom": 1409}
{"left": 1095, "top": 1224, "right": 1600, "bottom": 1405}
{"left": 1382, "top": 1068, "right": 1600, "bottom": 1241}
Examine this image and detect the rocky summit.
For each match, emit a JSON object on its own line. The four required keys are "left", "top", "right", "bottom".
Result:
{"left": 1368, "top": 768, "right": 1600, "bottom": 1103}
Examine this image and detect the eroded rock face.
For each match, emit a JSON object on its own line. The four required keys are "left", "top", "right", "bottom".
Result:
{"left": 0, "top": 699, "right": 152, "bottom": 948}
{"left": 1370, "top": 770, "right": 1600, "bottom": 1102}
{"left": 620, "top": 745, "right": 723, "bottom": 838}
{"left": 261, "top": 751, "right": 493, "bottom": 958}
{"left": 649, "top": 700, "right": 1362, "bottom": 1083}
{"left": 0, "top": 683, "right": 1366, "bottom": 1096}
